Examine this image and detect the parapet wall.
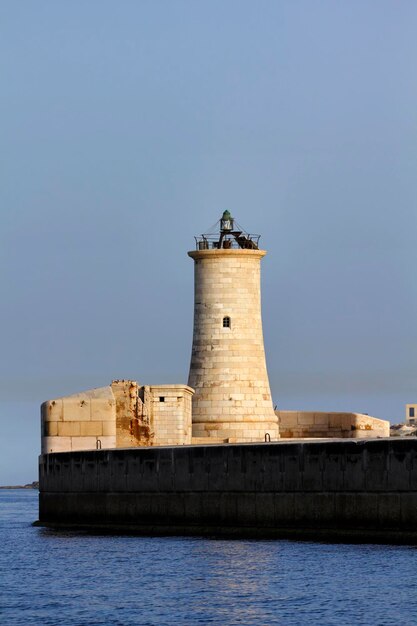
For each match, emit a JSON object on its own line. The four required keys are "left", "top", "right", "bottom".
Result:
{"left": 277, "top": 411, "right": 389, "bottom": 439}
{"left": 39, "top": 438, "right": 417, "bottom": 541}
{"left": 41, "top": 381, "right": 193, "bottom": 453}
{"left": 41, "top": 386, "right": 117, "bottom": 453}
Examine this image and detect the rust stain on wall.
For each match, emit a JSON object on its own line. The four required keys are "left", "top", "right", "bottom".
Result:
{"left": 112, "top": 380, "right": 155, "bottom": 447}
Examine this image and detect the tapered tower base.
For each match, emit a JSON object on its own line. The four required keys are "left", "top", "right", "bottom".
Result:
{"left": 188, "top": 246, "right": 279, "bottom": 442}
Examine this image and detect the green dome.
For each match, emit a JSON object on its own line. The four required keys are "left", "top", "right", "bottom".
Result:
{"left": 222, "top": 210, "right": 232, "bottom": 220}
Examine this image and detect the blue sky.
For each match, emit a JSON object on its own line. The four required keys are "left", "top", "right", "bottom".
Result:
{"left": 1, "top": 1, "right": 416, "bottom": 483}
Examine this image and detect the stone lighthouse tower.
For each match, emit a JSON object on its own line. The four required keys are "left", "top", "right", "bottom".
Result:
{"left": 188, "top": 211, "right": 279, "bottom": 442}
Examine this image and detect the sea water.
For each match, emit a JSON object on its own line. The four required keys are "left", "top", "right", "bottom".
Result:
{"left": 1, "top": 490, "right": 417, "bottom": 626}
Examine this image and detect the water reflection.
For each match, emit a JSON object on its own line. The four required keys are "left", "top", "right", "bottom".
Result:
{"left": 1, "top": 491, "right": 417, "bottom": 626}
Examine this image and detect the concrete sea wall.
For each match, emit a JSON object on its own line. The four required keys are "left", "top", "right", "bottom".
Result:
{"left": 38, "top": 438, "right": 417, "bottom": 542}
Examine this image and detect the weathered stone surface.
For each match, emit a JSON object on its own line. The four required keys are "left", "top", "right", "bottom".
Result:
{"left": 277, "top": 410, "right": 389, "bottom": 439}
{"left": 150, "top": 385, "right": 194, "bottom": 446}
{"left": 41, "top": 381, "right": 193, "bottom": 453}
{"left": 188, "top": 249, "right": 279, "bottom": 441}
{"left": 38, "top": 438, "right": 417, "bottom": 541}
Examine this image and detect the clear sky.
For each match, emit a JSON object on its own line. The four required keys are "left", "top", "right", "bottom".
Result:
{"left": 1, "top": 1, "right": 416, "bottom": 484}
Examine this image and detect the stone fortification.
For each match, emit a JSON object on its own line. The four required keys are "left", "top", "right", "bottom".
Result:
{"left": 38, "top": 438, "right": 417, "bottom": 542}
{"left": 39, "top": 212, "right": 392, "bottom": 452}
{"left": 188, "top": 248, "right": 279, "bottom": 442}
{"left": 41, "top": 380, "right": 193, "bottom": 453}
{"left": 277, "top": 411, "right": 390, "bottom": 439}
{"left": 150, "top": 385, "right": 193, "bottom": 446}
{"left": 41, "top": 386, "right": 116, "bottom": 453}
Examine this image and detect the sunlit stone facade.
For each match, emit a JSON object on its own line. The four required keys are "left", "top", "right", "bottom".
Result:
{"left": 188, "top": 247, "right": 279, "bottom": 441}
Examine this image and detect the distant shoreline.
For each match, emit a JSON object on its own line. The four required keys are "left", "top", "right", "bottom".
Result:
{"left": 0, "top": 482, "right": 39, "bottom": 490}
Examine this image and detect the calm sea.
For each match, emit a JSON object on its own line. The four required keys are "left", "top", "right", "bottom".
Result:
{"left": 1, "top": 490, "right": 417, "bottom": 626}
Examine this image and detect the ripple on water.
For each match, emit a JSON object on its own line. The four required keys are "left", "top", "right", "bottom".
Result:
{"left": 1, "top": 490, "right": 417, "bottom": 626}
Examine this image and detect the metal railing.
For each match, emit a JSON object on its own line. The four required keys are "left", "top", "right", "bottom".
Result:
{"left": 194, "top": 233, "right": 260, "bottom": 250}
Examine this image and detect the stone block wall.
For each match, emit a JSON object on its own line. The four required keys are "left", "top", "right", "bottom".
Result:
{"left": 151, "top": 385, "right": 193, "bottom": 446}
{"left": 277, "top": 411, "right": 390, "bottom": 439}
{"left": 188, "top": 249, "right": 279, "bottom": 441}
{"left": 41, "top": 386, "right": 116, "bottom": 454}
{"left": 112, "top": 381, "right": 152, "bottom": 448}
{"left": 41, "top": 381, "right": 193, "bottom": 453}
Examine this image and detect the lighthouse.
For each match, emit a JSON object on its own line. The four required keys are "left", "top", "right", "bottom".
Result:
{"left": 188, "top": 211, "right": 280, "bottom": 442}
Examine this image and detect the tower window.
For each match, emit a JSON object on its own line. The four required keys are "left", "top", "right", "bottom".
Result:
{"left": 410, "top": 407, "right": 415, "bottom": 418}
{"left": 223, "top": 316, "right": 231, "bottom": 328}
{"left": 159, "top": 396, "right": 165, "bottom": 402}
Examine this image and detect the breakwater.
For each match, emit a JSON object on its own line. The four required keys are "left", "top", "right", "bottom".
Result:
{"left": 38, "top": 438, "right": 417, "bottom": 542}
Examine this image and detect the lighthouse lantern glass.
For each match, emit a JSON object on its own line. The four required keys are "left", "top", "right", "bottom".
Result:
{"left": 221, "top": 216, "right": 233, "bottom": 232}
